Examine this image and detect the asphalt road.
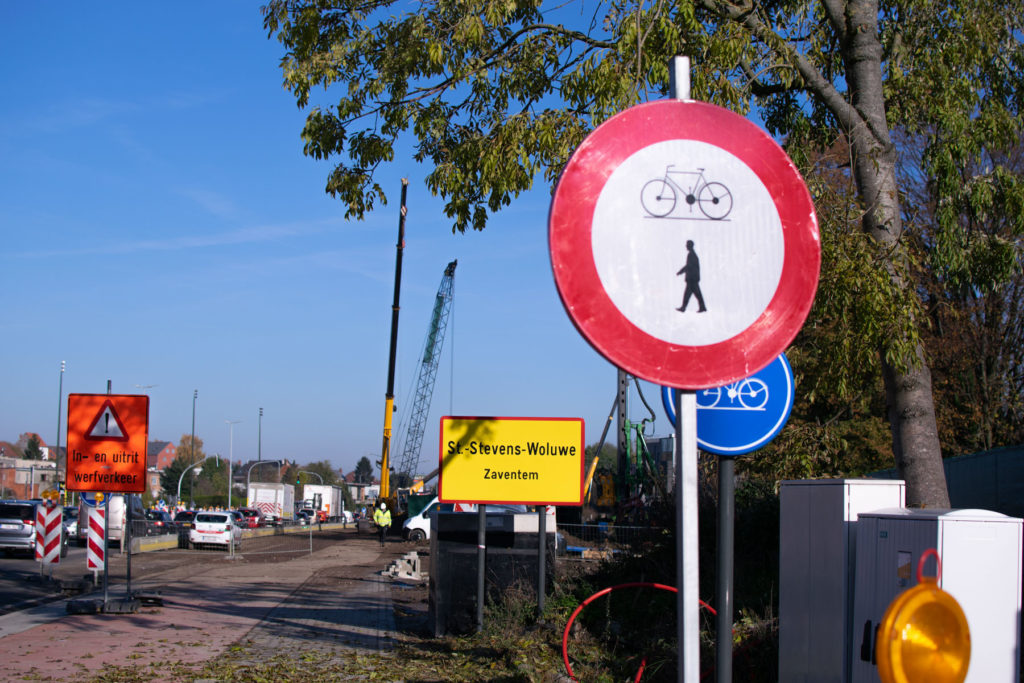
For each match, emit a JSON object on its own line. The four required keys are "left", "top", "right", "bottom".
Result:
{"left": 0, "top": 528, "right": 357, "bottom": 616}
{"left": 0, "top": 545, "right": 88, "bottom": 613}
{"left": 0, "top": 528, "right": 422, "bottom": 682}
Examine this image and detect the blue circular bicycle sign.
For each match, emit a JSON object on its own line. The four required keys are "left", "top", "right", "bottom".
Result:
{"left": 661, "top": 353, "right": 794, "bottom": 456}
{"left": 80, "top": 491, "right": 106, "bottom": 507}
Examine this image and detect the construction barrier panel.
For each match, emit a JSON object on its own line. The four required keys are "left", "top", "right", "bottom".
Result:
{"left": 86, "top": 507, "right": 105, "bottom": 571}
{"left": 35, "top": 502, "right": 62, "bottom": 565}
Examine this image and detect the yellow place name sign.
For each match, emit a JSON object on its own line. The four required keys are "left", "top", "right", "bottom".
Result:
{"left": 438, "top": 416, "right": 584, "bottom": 506}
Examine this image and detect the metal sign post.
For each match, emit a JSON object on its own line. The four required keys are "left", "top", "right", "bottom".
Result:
{"left": 675, "top": 389, "right": 700, "bottom": 682}
{"left": 103, "top": 492, "right": 109, "bottom": 610}
{"left": 125, "top": 494, "right": 132, "bottom": 596}
{"left": 476, "top": 504, "right": 486, "bottom": 633}
{"left": 670, "top": 56, "right": 699, "bottom": 683}
{"left": 549, "top": 50, "right": 818, "bottom": 682}
{"left": 662, "top": 352, "right": 795, "bottom": 681}
{"left": 716, "top": 456, "right": 735, "bottom": 683}
{"left": 538, "top": 506, "right": 547, "bottom": 619}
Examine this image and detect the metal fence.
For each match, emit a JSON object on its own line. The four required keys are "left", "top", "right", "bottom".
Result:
{"left": 126, "top": 518, "right": 318, "bottom": 557}
{"left": 556, "top": 523, "right": 666, "bottom": 558}
{"left": 234, "top": 522, "right": 314, "bottom": 557}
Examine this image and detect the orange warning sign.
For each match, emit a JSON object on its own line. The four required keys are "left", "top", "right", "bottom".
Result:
{"left": 66, "top": 394, "right": 149, "bottom": 493}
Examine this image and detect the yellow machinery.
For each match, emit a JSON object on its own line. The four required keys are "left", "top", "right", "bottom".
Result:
{"left": 378, "top": 179, "right": 409, "bottom": 500}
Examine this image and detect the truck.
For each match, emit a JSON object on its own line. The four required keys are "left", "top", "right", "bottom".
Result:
{"left": 247, "top": 483, "right": 295, "bottom": 526}
{"left": 301, "top": 484, "right": 345, "bottom": 522}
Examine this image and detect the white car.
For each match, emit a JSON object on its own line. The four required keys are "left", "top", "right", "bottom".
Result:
{"left": 188, "top": 512, "right": 242, "bottom": 550}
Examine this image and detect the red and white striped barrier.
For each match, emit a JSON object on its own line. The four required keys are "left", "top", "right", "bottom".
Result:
{"left": 35, "top": 503, "right": 62, "bottom": 565}
{"left": 87, "top": 507, "right": 105, "bottom": 571}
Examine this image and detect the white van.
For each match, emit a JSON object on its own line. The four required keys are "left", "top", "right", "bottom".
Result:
{"left": 402, "top": 497, "right": 469, "bottom": 542}
{"left": 402, "top": 497, "right": 534, "bottom": 542}
{"left": 76, "top": 494, "right": 146, "bottom": 550}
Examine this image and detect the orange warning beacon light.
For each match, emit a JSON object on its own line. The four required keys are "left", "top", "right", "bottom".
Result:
{"left": 876, "top": 548, "right": 971, "bottom": 683}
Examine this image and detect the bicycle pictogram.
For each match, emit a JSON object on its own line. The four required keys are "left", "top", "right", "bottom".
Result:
{"left": 640, "top": 166, "right": 733, "bottom": 220}
{"left": 696, "top": 378, "right": 769, "bottom": 410}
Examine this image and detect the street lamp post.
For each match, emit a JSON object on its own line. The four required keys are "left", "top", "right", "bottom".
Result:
{"left": 225, "top": 419, "right": 242, "bottom": 509}
{"left": 298, "top": 470, "right": 324, "bottom": 485}
{"left": 246, "top": 460, "right": 282, "bottom": 489}
{"left": 56, "top": 361, "right": 65, "bottom": 504}
{"left": 177, "top": 460, "right": 205, "bottom": 504}
{"left": 190, "top": 390, "right": 198, "bottom": 505}
{"left": 258, "top": 407, "right": 263, "bottom": 462}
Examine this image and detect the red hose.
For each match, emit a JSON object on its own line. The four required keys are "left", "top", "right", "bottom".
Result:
{"left": 561, "top": 582, "right": 715, "bottom": 682}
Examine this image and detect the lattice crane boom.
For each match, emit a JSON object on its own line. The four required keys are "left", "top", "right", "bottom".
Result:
{"left": 394, "top": 260, "right": 457, "bottom": 480}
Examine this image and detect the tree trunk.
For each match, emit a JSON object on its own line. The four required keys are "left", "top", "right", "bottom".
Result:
{"left": 881, "top": 353, "right": 950, "bottom": 507}
{"left": 843, "top": 0, "right": 950, "bottom": 507}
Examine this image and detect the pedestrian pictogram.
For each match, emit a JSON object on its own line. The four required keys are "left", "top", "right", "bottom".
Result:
{"left": 676, "top": 240, "right": 707, "bottom": 313}
{"left": 66, "top": 394, "right": 149, "bottom": 494}
{"left": 85, "top": 401, "right": 128, "bottom": 441}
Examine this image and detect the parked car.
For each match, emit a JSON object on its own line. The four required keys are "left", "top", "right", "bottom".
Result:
{"left": 296, "top": 508, "right": 315, "bottom": 524}
{"left": 237, "top": 508, "right": 263, "bottom": 529}
{"left": 63, "top": 506, "right": 78, "bottom": 540}
{"left": 144, "top": 510, "right": 176, "bottom": 536}
{"left": 173, "top": 510, "right": 196, "bottom": 528}
{"left": 188, "top": 512, "right": 241, "bottom": 550}
{"left": 0, "top": 501, "right": 37, "bottom": 557}
{"left": 0, "top": 501, "right": 68, "bottom": 558}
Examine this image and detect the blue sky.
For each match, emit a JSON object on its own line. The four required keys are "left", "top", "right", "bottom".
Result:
{"left": 1, "top": 2, "right": 672, "bottom": 475}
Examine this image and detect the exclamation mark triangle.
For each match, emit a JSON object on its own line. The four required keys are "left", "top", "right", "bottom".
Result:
{"left": 85, "top": 401, "right": 129, "bottom": 441}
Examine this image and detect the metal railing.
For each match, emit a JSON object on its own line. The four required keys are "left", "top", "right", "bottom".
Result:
{"left": 556, "top": 523, "right": 666, "bottom": 557}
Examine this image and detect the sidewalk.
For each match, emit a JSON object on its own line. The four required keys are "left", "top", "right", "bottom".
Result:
{"left": 0, "top": 538, "right": 410, "bottom": 682}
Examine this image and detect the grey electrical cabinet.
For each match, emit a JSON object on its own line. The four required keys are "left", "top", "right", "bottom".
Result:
{"left": 850, "top": 508, "right": 1022, "bottom": 683}
{"left": 779, "top": 479, "right": 907, "bottom": 683}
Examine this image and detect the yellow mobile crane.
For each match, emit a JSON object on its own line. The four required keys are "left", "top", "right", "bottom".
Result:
{"left": 378, "top": 179, "right": 409, "bottom": 501}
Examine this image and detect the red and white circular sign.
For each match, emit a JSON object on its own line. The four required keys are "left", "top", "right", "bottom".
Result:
{"left": 549, "top": 100, "right": 820, "bottom": 389}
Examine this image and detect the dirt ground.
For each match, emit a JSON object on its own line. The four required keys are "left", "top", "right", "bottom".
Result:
{"left": 0, "top": 528, "right": 440, "bottom": 683}
{"left": 62, "top": 527, "right": 434, "bottom": 642}
{"left": 295, "top": 531, "right": 433, "bottom": 641}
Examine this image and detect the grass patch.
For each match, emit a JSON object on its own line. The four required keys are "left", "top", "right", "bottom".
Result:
{"left": 82, "top": 486, "right": 783, "bottom": 682}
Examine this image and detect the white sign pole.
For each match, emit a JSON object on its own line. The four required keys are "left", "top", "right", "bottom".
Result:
{"left": 669, "top": 55, "right": 700, "bottom": 683}
{"left": 670, "top": 55, "right": 691, "bottom": 102}
{"left": 682, "top": 391, "right": 700, "bottom": 681}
